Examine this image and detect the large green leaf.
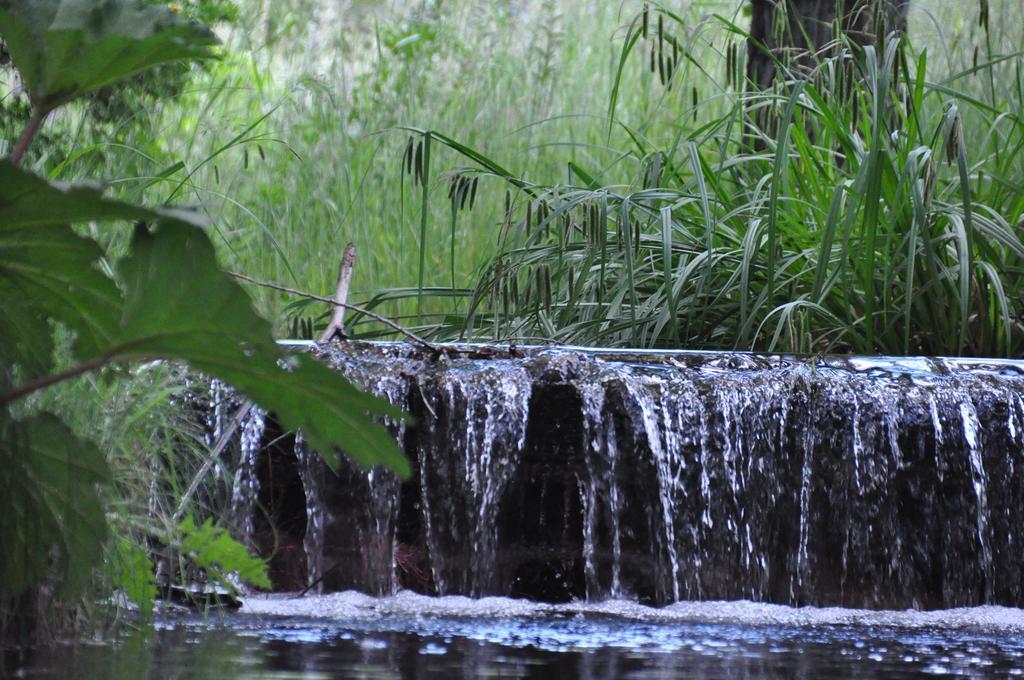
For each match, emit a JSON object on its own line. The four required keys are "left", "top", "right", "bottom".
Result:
{"left": 113, "top": 221, "right": 410, "bottom": 476}
{"left": 0, "top": 296, "right": 53, "bottom": 385}
{"left": 0, "top": 161, "right": 409, "bottom": 476}
{"left": 0, "top": 224, "right": 121, "bottom": 371}
{"left": 0, "top": 0, "right": 218, "bottom": 113}
{"left": 0, "top": 159, "right": 194, "bottom": 372}
{"left": 0, "top": 411, "right": 111, "bottom": 596}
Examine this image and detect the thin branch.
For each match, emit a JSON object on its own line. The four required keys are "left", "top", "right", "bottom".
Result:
{"left": 10, "top": 107, "right": 44, "bottom": 166}
{"left": 226, "top": 270, "right": 437, "bottom": 351}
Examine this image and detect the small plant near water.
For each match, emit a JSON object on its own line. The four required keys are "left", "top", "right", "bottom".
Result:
{"left": 0, "top": 0, "right": 408, "bottom": 644}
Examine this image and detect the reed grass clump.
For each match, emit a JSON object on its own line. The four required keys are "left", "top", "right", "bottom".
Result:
{"left": 382, "top": 2, "right": 1024, "bottom": 357}
{"left": 441, "top": 22, "right": 1024, "bottom": 356}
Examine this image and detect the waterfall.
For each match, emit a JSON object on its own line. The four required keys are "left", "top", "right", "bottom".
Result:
{"left": 415, "top": 361, "right": 532, "bottom": 595}
{"left": 229, "top": 406, "right": 266, "bottom": 542}
{"left": 224, "top": 343, "right": 1024, "bottom": 608}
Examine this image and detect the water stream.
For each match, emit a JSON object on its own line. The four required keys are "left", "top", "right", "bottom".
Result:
{"left": 229, "top": 342, "right": 1024, "bottom": 610}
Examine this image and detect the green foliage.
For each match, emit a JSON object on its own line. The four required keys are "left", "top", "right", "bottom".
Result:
{"left": 1, "top": 162, "right": 407, "bottom": 474}
{"left": 89, "top": 1, "right": 1017, "bottom": 358}
{"left": 164, "top": 0, "right": 237, "bottom": 27}
{"left": 0, "top": 164, "right": 178, "bottom": 376}
{"left": 0, "top": 0, "right": 408, "bottom": 627}
{"left": 0, "top": 411, "right": 110, "bottom": 596}
{"left": 0, "top": 0, "right": 218, "bottom": 114}
{"left": 84, "top": 0, "right": 237, "bottom": 124}
{"left": 111, "top": 539, "right": 157, "bottom": 615}
{"left": 377, "top": 7, "right": 1023, "bottom": 357}
{"left": 178, "top": 516, "right": 270, "bottom": 591}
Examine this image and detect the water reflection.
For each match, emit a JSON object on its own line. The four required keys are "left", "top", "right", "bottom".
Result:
{"left": 10, "top": 599, "right": 1024, "bottom": 679}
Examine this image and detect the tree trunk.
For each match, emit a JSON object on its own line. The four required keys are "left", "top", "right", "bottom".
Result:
{"left": 747, "top": 0, "right": 910, "bottom": 89}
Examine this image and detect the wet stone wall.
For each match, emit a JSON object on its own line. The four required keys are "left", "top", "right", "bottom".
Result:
{"left": 218, "top": 342, "right": 1024, "bottom": 609}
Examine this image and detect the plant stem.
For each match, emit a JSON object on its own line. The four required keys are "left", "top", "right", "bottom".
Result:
{"left": 417, "top": 132, "right": 432, "bottom": 320}
{"left": 10, "top": 107, "right": 44, "bottom": 166}
{"left": 173, "top": 399, "right": 254, "bottom": 521}
{"left": 0, "top": 354, "right": 113, "bottom": 406}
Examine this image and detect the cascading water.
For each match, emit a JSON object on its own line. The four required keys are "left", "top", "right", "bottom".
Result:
{"left": 229, "top": 405, "right": 266, "bottom": 542}
{"left": 414, "top": 362, "right": 532, "bottom": 595}
{"left": 226, "top": 342, "right": 1024, "bottom": 609}
{"left": 292, "top": 348, "right": 409, "bottom": 595}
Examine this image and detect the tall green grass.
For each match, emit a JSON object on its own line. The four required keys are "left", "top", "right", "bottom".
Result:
{"left": 16, "top": 0, "right": 1023, "bottom": 356}
{"left": 443, "top": 14, "right": 1024, "bottom": 356}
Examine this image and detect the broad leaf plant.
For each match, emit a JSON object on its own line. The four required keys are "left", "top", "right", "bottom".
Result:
{"left": 0, "top": 0, "right": 408, "bottom": 611}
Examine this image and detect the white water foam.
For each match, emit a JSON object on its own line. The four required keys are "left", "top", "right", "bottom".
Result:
{"left": 241, "top": 591, "right": 1024, "bottom": 632}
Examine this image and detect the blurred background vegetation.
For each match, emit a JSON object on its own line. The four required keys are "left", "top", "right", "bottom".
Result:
{"left": 4, "top": 0, "right": 1021, "bottom": 355}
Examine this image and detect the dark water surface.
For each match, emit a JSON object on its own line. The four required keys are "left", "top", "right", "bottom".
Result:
{"left": 9, "top": 593, "right": 1024, "bottom": 678}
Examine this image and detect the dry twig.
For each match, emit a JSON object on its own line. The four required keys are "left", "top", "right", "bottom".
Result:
{"left": 318, "top": 243, "right": 357, "bottom": 343}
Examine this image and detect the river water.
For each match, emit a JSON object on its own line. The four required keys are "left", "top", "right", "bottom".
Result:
{"left": 14, "top": 345, "right": 1022, "bottom": 677}
{"left": 10, "top": 593, "right": 1024, "bottom": 678}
